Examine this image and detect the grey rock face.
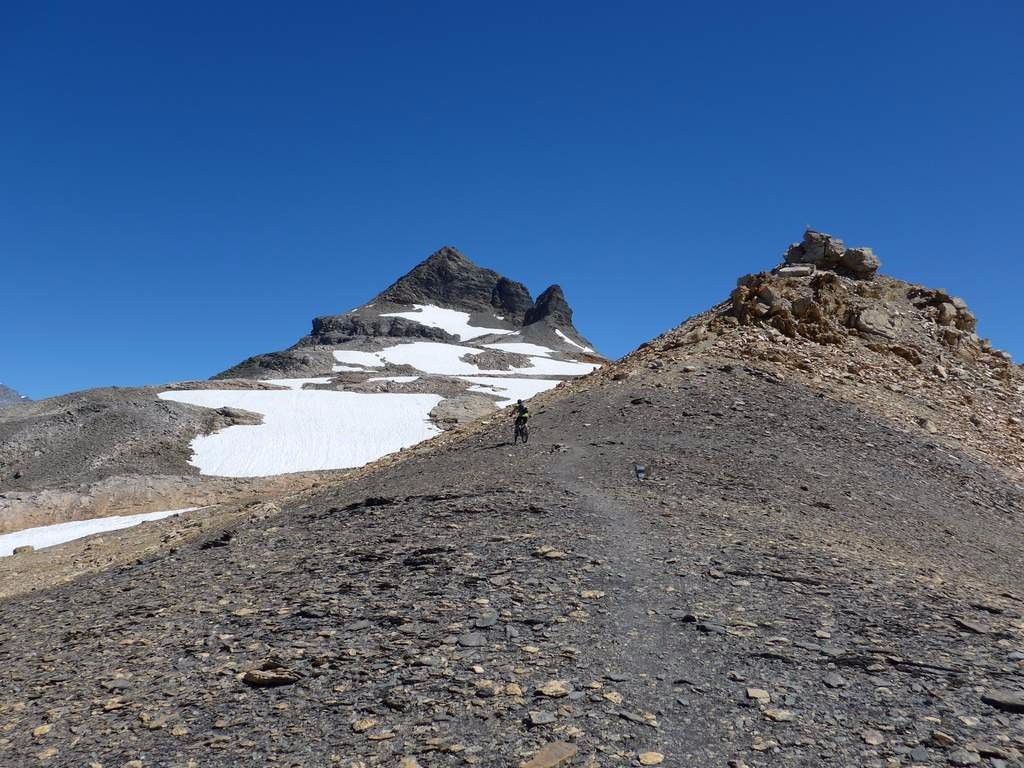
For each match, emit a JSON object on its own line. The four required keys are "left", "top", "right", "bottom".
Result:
{"left": 308, "top": 315, "right": 455, "bottom": 345}
{"left": 525, "top": 285, "right": 573, "bottom": 327}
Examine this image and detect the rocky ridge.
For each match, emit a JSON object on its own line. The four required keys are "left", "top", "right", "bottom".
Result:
{"left": 637, "top": 229, "right": 1023, "bottom": 478}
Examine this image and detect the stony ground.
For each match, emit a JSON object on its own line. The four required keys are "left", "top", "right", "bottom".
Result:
{"left": 1, "top": 358, "right": 1022, "bottom": 767}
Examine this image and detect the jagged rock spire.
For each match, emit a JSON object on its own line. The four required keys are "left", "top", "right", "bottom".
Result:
{"left": 524, "top": 285, "right": 573, "bottom": 326}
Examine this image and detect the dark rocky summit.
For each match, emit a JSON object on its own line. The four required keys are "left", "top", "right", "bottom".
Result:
{"left": 0, "top": 231, "right": 1021, "bottom": 766}
{"left": 376, "top": 246, "right": 536, "bottom": 322}
{"left": 0, "top": 384, "right": 28, "bottom": 409}
{"left": 218, "top": 246, "right": 600, "bottom": 379}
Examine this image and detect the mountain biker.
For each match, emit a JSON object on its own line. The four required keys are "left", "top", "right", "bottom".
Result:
{"left": 512, "top": 399, "right": 528, "bottom": 442}
{"left": 514, "top": 399, "right": 530, "bottom": 427}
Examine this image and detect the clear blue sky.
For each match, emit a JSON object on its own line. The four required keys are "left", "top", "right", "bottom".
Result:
{"left": 3, "top": 2, "right": 1021, "bottom": 399}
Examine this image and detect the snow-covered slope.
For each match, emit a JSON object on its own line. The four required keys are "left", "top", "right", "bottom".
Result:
{"left": 159, "top": 389, "right": 442, "bottom": 476}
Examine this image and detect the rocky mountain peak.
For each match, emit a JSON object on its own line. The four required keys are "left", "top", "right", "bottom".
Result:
{"left": 290, "top": 246, "right": 599, "bottom": 355}
{"left": 217, "top": 245, "right": 601, "bottom": 379}
{"left": 375, "top": 246, "right": 534, "bottom": 321}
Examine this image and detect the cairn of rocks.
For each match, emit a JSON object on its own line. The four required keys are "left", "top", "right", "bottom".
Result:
{"left": 776, "top": 228, "right": 881, "bottom": 280}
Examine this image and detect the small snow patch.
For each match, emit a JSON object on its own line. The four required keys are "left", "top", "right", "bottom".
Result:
{"left": 332, "top": 350, "right": 385, "bottom": 368}
{"left": 0, "top": 508, "right": 197, "bottom": 557}
{"left": 555, "top": 329, "right": 595, "bottom": 354}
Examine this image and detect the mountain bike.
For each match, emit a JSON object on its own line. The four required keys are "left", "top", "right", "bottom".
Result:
{"left": 514, "top": 418, "right": 530, "bottom": 444}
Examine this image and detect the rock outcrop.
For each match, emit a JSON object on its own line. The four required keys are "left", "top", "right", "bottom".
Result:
{"left": 782, "top": 228, "right": 881, "bottom": 279}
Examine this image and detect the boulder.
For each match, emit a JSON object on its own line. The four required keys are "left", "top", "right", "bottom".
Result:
{"left": 840, "top": 247, "right": 881, "bottom": 278}
{"left": 785, "top": 230, "right": 845, "bottom": 268}
{"left": 855, "top": 308, "right": 897, "bottom": 339}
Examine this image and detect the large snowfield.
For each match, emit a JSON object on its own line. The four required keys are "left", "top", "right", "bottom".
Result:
{"left": 0, "top": 508, "right": 196, "bottom": 557}
{"left": 160, "top": 331, "right": 599, "bottom": 479}
{"left": 159, "top": 389, "right": 442, "bottom": 477}
{"left": 380, "top": 304, "right": 512, "bottom": 341}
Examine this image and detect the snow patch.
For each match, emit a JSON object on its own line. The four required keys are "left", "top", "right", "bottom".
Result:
{"left": 509, "top": 356, "right": 599, "bottom": 376}
{"left": 349, "top": 341, "right": 599, "bottom": 377}
{"left": 158, "top": 389, "right": 441, "bottom": 477}
{"left": 0, "top": 508, "right": 197, "bottom": 558}
{"left": 374, "top": 342, "right": 486, "bottom": 375}
{"left": 259, "top": 377, "right": 333, "bottom": 390}
{"left": 555, "top": 329, "right": 595, "bottom": 354}
{"left": 332, "top": 350, "right": 385, "bottom": 368}
{"left": 459, "top": 377, "right": 564, "bottom": 407}
{"left": 380, "top": 304, "right": 512, "bottom": 341}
